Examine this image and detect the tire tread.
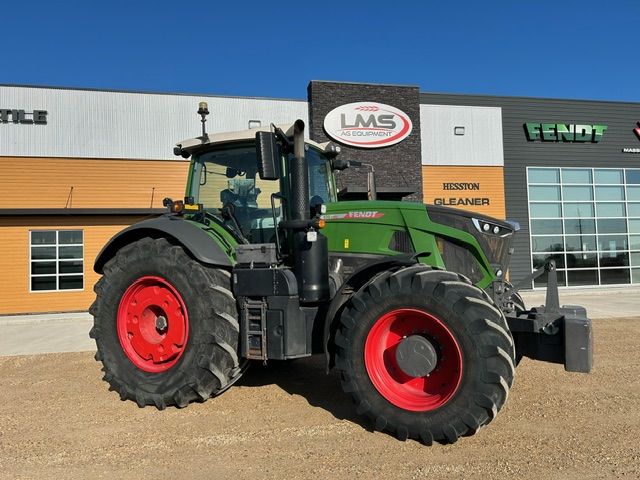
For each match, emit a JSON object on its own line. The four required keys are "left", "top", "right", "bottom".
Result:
{"left": 335, "top": 264, "right": 515, "bottom": 444}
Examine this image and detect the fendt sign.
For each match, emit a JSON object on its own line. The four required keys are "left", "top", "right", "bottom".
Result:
{"left": 0, "top": 109, "right": 48, "bottom": 124}
{"left": 525, "top": 123, "right": 607, "bottom": 143}
{"left": 323, "top": 102, "right": 413, "bottom": 148}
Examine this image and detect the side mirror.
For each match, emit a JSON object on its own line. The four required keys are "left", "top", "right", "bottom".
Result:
{"left": 333, "top": 158, "right": 362, "bottom": 171}
{"left": 323, "top": 142, "right": 341, "bottom": 159}
{"left": 256, "top": 131, "right": 280, "bottom": 180}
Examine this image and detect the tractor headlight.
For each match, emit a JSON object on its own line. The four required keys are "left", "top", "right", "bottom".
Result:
{"left": 472, "top": 218, "right": 511, "bottom": 237}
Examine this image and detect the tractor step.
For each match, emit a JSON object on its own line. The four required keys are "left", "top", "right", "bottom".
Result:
{"left": 241, "top": 298, "right": 268, "bottom": 360}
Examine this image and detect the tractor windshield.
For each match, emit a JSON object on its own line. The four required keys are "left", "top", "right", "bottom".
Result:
{"left": 295, "top": 147, "right": 336, "bottom": 205}
{"left": 187, "top": 141, "right": 335, "bottom": 243}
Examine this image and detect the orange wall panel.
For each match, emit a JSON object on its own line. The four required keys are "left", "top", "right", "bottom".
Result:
{"left": 422, "top": 166, "right": 506, "bottom": 219}
{"left": 1, "top": 157, "right": 189, "bottom": 209}
{"left": 0, "top": 217, "right": 149, "bottom": 315}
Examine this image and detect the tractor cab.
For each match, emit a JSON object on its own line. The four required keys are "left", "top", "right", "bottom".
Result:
{"left": 175, "top": 124, "right": 339, "bottom": 245}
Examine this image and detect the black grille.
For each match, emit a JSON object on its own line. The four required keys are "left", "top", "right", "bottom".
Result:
{"left": 389, "top": 230, "right": 414, "bottom": 253}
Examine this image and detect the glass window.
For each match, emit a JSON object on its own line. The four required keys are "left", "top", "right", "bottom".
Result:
{"left": 596, "top": 202, "right": 625, "bottom": 217}
{"left": 531, "top": 235, "right": 564, "bottom": 252}
{"left": 626, "top": 170, "right": 640, "bottom": 185}
{"left": 532, "top": 252, "right": 566, "bottom": 269}
{"left": 567, "top": 269, "right": 598, "bottom": 287}
{"left": 530, "top": 202, "right": 561, "bottom": 218}
{"left": 307, "top": 148, "right": 334, "bottom": 203}
{"left": 59, "top": 276, "right": 84, "bottom": 290}
{"left": 563, "top": 202, "right": 594, "bottom": 217}
{"left": 59, "top": 231, "right": 83, "bottom": 244}
{"left": 598, "top": 234, "right": 628, "bottom": 251}
{"left": 192, "top": 143, "right": 335, "bottom": 243}
{"left": 562, "top": 168, "right": 592, "bottom": 184}
{"left": 31, "top": 246, "right": 57, "bottom": 260}
{"left": 627, "top": 186, "right": 640, "bottom": 201}
{"left": 30, "top": 230, "right": 84, "bottom": 292}
{"left": 31, "top": 262, "right": 56, "bottom": 275}
{"left": 598, "top": 252, "right": 628, "bottom": 268}
{"left": 31, "top": 231, "right": 56, "bottom": 244}
{"left": 59, "top": 246, "right": 83, "bottom": 259}
{"left": 528, "top": 167, "right": 640, "bottom": 288}
{"left": 564, "top": 218, "right": 595, "bottom": 235}
{"left": 595, "top": 169, "right": 623, "bottom": 184}
{"left": 31, "top": 277, "right": 57, "bottom": 291}
{"left": 529, "top": 168, "right": 559, "bottom": 183}
{"left": 570, "top": 252, "right": 598, "bottom": 269}
{"left": 530, "top": 185, "right": 560, "bottom": 201}
{"left": 565, "top": 235, "right": 597, "bottom": 252}
{"left": 600, "top": 268, "right": 630, "bottom": 285}
{"left": 563, "top": 185, "right": 593, "bottom": 201}
{"left": 59, "top": 260, "right": 83, "bottom": 274}
{"left": 595, "top": 186, "right": 624, "bottom": 201}
{"left": 531, "top": 219, "right": 563, "bottom": 235}
{"left": 597, "top": 219, "right": 627, "bottom": 234}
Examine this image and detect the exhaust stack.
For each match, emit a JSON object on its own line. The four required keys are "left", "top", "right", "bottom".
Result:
{"left": 289, "top": 119, "right": 309, "bottom": 222}
{"left": 286, "top": 120, "right": 329, "bottom": 303}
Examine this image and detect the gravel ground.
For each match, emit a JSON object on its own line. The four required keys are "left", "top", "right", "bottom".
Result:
{"left": 1, "top": 316, "right": 638, "bottom": 479}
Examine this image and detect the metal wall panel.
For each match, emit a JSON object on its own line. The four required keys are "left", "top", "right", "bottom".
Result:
{"left": 420, "top": 104, "right": 504, "bottom": 166}
{"left": 420, "top": 92, "right": 640, "bottom": 285}
{"left": 0, "top": 86, "right": 308, "bottom": 160}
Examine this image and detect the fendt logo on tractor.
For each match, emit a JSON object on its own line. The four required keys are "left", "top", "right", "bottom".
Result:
{"left": 323, "top": 102, "right": 413, "bottom": 148}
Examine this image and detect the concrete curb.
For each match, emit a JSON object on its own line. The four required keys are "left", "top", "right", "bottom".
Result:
{"left": 0, "top": 311, "right": 93, "bottom": 326}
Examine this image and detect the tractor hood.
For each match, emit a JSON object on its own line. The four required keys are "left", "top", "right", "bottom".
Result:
{"left": 322, "top": 200, "right": 518, "bottom": 287}
{"left": 426, "top": 204, "right": 519, "bottom": 276}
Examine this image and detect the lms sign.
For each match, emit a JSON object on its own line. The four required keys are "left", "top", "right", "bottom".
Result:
{"left": 323, "top": 102, "right": 412, "bottom": 148}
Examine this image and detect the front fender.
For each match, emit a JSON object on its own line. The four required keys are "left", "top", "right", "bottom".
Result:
{"left": 323, "top": 252, "right": 425, "bottom": 371}
{"left": 94, "top": 216, "right": 234, "bottom": 273}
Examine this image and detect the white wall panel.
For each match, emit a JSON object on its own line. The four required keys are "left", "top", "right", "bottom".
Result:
{"left": 420, "top": 104, "right": 504, "bottom": 166}
{"left": 0, "top": 86, "right": 308, "bottom": 160}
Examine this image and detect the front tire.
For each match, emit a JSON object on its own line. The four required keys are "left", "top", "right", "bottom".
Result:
{"left": 504, "top": 281, "right": 526, "bottom": 366}
{"left": 89, "top": 237, "right": 243, "bottom": 409}
{"left": 335, "top": 265, "right": 515, "bottom": 444}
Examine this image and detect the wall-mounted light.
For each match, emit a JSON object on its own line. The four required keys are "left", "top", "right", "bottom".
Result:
{"left": 454, "top": 126, "right": 465, "bottom": 136}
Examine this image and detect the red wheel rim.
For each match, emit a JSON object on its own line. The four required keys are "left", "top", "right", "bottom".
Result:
{"left": 117, "top": 276, "right": 189, "bottom": 373}
{"left": 364, "top": 308, "right": 462, "bottom": 411}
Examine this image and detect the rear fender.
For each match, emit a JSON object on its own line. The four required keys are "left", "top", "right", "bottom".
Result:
{"left": 94, "top": 216, "right": 234, "bottom": 273}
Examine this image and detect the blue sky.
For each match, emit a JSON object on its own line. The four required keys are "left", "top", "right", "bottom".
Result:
{"left": 3, "top": 1, "right": 639, "bottom": 102}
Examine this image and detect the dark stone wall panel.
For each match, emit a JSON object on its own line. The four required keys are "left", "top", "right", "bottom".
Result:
{"left": 308, "top": 81, "right": 423, "bottom": 201}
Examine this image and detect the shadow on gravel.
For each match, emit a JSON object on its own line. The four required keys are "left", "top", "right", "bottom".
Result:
{"left": 235, "top": 355, "right": 371, "bottom": 431}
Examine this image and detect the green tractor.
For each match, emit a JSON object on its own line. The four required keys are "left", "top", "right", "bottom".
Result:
{"left": 90, "top": 111, "right": 592, "bottom": 445}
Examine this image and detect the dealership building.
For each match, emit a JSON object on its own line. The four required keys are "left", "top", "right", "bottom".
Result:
{"left": 1, "top": 81, "right": 639, "bottom": 315}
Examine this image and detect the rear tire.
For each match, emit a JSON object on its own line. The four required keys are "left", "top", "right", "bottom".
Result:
{"left": 335, "top": 265, "right": 515, "bottom": 444}
{"left": 89, "top": 237, "right": 243, "bottom": 409}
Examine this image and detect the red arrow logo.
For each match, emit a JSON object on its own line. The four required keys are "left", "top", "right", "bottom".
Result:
{"left": 635, "top": 122, "right": 640, "bottom": 140}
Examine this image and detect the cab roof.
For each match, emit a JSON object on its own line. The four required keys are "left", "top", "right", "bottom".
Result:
{"left": 176, "top": 123, "right": 331, "bottom": 156}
